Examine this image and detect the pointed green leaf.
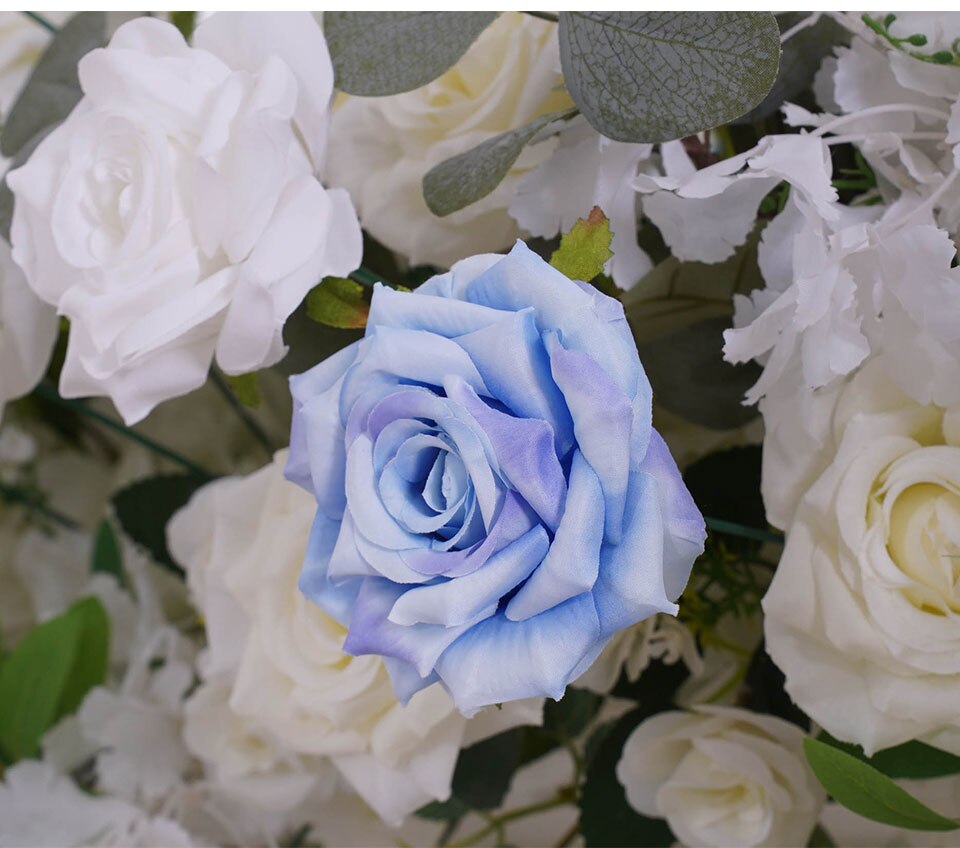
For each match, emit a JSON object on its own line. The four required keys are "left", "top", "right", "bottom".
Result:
{"left": 549, "top": 206, "right": 614, "bottom": 283}
{"left": 818, "top": 732, "right": 960, "bottom": 780}
{"left": 423, "top": 107, "right": 577, "bottom": 217}
{"left": 0, "top": 596, "right": 109, "bottom": 762}
{"left": 326, "top": 12, "right": 499, "bottom": 96}
{"left": 803, "top": 737, "right": 960, "bottom": 831}
{"left": 306, "top": 276, "right": 369, "bottom": 329}
{"left": 1, "top": 12, "right": 106, "bottom": 158}
{"left": 224, "top": 372, "right": 261, "bottom": 409}
{"left": 558, "top": 12, "right": 780, "bottom": 143}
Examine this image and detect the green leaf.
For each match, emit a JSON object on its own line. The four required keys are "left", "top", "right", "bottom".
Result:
{"left": 0, "top": 597, "right": 109, "bottom": 762}
{"left": 423, "top": 107, "right": 577, "bottom": 217}
{"left": 90, "top": 519, "right": 125, "bottom": 589}
{"left": 549, "top": 207, "right": 614, "bottom": 283}
{"left": 112, "top": 474, "right": 208, "bottom": 574}
{"left": 306, "top": 277, "right": 369, "bottom": 329}
{"left": 818, "top": 732, "right": 960, "bottom": 780}
{"left": 558, "top": 12, "right": 780, "bottom": 143}
{"left": 170, "top": 11, "right": 197, "bottom": 40}
{"left": 1, "top": 12, "right": 106, "bottom": 159}
{"left": 807, "top": 824, "right": 837, "bottom": 847}
{"left": 735, "top": 13, "right": 850, "bottom": 124}
{"left": 451, "top": 727, "right": 525, "bottom": 810}
{"left": 544, "top": 687, "right": 603, "bottom": 740}
{"left": 224, "top": 372, "right": 261, "bottom": 409}
{"left": 803, "top": 738, "right": 960, "bottom": 831}
{"left": 326, "top": 12, "right": 499, "bottom": 96}
{"left": 415, "top": 797, "right": 470, "bottom": 822}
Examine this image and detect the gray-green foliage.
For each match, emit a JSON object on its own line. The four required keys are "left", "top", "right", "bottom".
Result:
{"left": 422, "top": 107, "right": 577, "bottom": 217}
{"left": 325, "top": 12, "right": 499, "bottom": 96}
{"left": 558, "top": 12, "right": 780, "bottom": 143}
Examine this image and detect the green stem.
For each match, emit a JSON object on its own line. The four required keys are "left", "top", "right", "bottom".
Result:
{"left": 523, "top": 11, "right": 559, "bottom": 23}
{"left": 705, "top": 517, "right": 783, "bottom": 545}
{"left": 209, "top": 369, "right": 275, "bottom": 457}
{"left": 31, "top": 382, "right": 214, "bottom": 480}
{"left": 21, "top": 11, "right": 57, "bottom": 32}
{"left": 446, "top": 793, "right": 573, "bottom": 848}
{"left": 0, "top": 480, "right": 79, "bottom": 528}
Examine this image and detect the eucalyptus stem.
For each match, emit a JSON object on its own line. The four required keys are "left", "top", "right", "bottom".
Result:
{"left": 32, "top": 382, "right": 213, "bottom": 480}
{"left": 21, "top": 11, "right": 57, "bottom": 33}
{"left": 445, "top": 792, "right": 574, "bottom": 848}
{"left": 209, "top": 369, "right": 275, "bottom": 457}
{"left": 0, "top": 480, "right": 79, "bottom": 529}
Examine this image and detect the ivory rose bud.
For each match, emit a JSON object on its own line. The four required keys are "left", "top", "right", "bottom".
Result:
{"left": 616, "top": 706, "right": 825, "bottom": 847}
{"left": 326, "top": 12, "right": 572, "bottom": 267}
{"left": 7, "top": 13, "right": 361, "bottom": 423}
{"left": 764, "top": 360, "right": 960, "bottom": 755}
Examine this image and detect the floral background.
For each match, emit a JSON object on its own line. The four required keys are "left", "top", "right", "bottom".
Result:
{"left": 0, "top": 10, "right": 959, "bottom": 848}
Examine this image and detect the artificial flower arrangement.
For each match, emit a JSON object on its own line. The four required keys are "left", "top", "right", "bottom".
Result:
{"left": 0, "top": 9, "right": 959, "bottom": 848}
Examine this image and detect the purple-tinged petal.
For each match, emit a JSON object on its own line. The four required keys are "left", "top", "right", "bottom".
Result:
{"left": 382, "top": 656, "right": 438, "bottom": 706}
{"left": 367, "top": 282, "right": 508, "bottom": 337}
{"left": 298, "top": 511, "right": 359, "bottom": 627}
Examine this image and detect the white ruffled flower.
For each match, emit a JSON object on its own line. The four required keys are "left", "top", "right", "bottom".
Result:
{"left": 510, "top": 118, "right": 655, "bottom": 288}
{"left": 168, "top": 451, "right": 544, "bottom": 826}
{"left": 0, "top": 760, "right": 197, "bottom": 847}
{"left": 8, "top": 13, "right": 361, "bottom": 423}
{"left": 616, "top": 706, "right": 825, "bottom": 848}
{"left": 763, "top": 360, "right": 960, "bottom": 756}
{"left": 327, "top": 12, "right": 571, "bottom": 268}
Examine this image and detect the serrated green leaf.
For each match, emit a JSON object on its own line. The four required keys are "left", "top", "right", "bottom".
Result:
{"left": 224, "top": 372, "right": 261, "bottom": 409}
{"left": 803, "top": 738, "right": 960, "bottom": 831}
{"left": 423, "top": 107, "right": 577, "bottom": 218}
{"left": 326, "top": 12, "right": 499, "bottom": 96}
{"left": 306, "top": 277, "right": 369, "bottom": 329}
{"left": 0, "top": 596, "right": 108, "bottom": 762}
{"left": 818, "top": 732, "right": 960, "bottom": 780}
{"left": 549, "top": 206, "right": 614, "bottom": 283}
{"left": 91, "top": 519, "right": 125, "bottom": 588}
{"left": 558, "top": 12, "right": 780, "bottom": 143}
{"left": 1, "top": 12, "right": 106, "bottom": 159}
{"left": 112, "top": 474, "right": 207, "bottom": 574}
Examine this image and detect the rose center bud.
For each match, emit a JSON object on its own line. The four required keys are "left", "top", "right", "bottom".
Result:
{"left": 886, "top": 481, "right": 960, "bottom": 615}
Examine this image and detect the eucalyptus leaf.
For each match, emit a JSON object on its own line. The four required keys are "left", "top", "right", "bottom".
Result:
{"left": 803, "top": 738, "right": 960, "bottom": 831}
{"left": 423, "top": 107, "right": 577, "bottom": 217}
{"left": 1, "top": 12, "right": 105, "bottom": 159}
{"left": 0, "top": 596, "right": 108, "bottom": 762}
{"left": 558, "top": 12, "right": 780, "bottom": 143}
{"left": 326, "top": 12, "right": 499, "bottom": 96}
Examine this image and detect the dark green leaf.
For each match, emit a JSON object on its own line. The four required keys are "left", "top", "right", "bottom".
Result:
{"left": 807, "top": 824, "right": 837, "bottom": 847}
{"left": 580, "top": 709, "right": 674, "bottom": 847}
{"left": 818, "top": 732, "right": 960, "bottom": 780}
{"left": 90, "top": 519, "right": 125, "bottom": 588}
{"left": 549, "top": 206, "right": 614, "bottom": 283}
{"left": 326, "top": 12, "right": 499, "bottom": 96}
{"left": 415, "top": 797, "right": 470, "bottom": 821}
{"left": 544, "top": 687, "right": 603, "bottom": 740}
{"left": 423, "top": 107, "right": 577, "bottom": 217}
{"left": 735, "top": 13, "right": 850, "bottom": 123}
{"left": 170, "top": 11, "right": 197, "bottom": 40}
{"left": 452, "top": 727, "right": 524, "bottom": 810}
{"left": 224, "top": 372, "right": 261, "bottom": 409}
{"left": 803, "top": 738, "right": 960, "bottom": 831}
{"left": 306, "top": 277, "right": 369, "bottom": 329}
{"left": 1, "top": 12, "right": 106, "bottom": 159}
{"left": 637, "top": 316, "right": 761, "bottom": 430}
{"left": 558, "top": 12, "right": 780, "bottom": 143}
{"left": 0, "top": 596, "right": 109, "bottom": 761}
{"left": 112, "top": 474, "right": 207, "bottom": 574}
{"left": 684, "top": 446, "right": 765, "bottom": 532}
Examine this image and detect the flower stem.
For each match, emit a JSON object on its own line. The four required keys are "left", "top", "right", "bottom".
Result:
{"left": 31, "top": 382, "right": 214, "bottom": 479}
{"left": 704, "top": 517, "right": 783, "bottom": 545}
{"left": 209, "top": 368, "right": 275, "bottom": 457}
{"left": 0, "top": 480, "right": 79, "bottom": 529}
{"left": 445, "top": 792, "right": 575, "bottom": 848}
{"left": 21, "top": 11, "right": 57, "bottom": 33}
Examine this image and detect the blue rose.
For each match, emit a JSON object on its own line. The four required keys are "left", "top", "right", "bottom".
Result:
{"left": 285, "top": 241, "right": 705, "bottom": 713}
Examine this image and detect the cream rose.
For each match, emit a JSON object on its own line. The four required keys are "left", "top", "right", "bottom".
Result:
{"left": 326, "top": 12, "right": 572, "bottom": 268}
{"left": 168, "top": 451, "right": 543, "bottom": 826}
{"left": 764, "top": 360, "right": 960, "bottom": 756}
{"left": 8, "top": 14, "right": 361, "bottom": 424}
{"left": 616, "top": 706, "right": 825, "bottom": 847}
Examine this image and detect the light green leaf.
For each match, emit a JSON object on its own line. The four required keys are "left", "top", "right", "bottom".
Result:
{"left": 818, "top": 732, "right": 960, "bottom": 780}
{"left": 306, "top": 277, "right": 369, "bottom": 329}
{"left": 224, "top": 372, "right": 261, "bottom": 409}
{"left": 803, "top": 738, "right": 960, "bottom": 831}
{"left": 558, "top": 12, "right": 780, "bottom": 142}
{"left": 423, "top": 107, "right": 577, "bottom": 217}
{"left": 1, "top": 12, "right": 106, "bottom": 159}
{"left": 0, "top": 597, "right": 109, "bottom": 762}
{"left": 91, "top": 519, "right": 125, "bottom": 588}
{"left": 549, "top": 206, "right": 614, "bottom": 283}
{"left": 326, "top": 12, "right": 499, "bottom": 96}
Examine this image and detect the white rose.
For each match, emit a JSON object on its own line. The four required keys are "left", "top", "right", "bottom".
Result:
{"left": 763, "top": 359, "right": 960, "bottom": 755}
{"left": 616, "top": 705, "right": 825, "bottom": 848}
{"left": 8, "top": 14, "right": 361, "bottom": 424}
{"left": 168, "top": 451, "right": 543, "bottom": 826}
{"left": 326, "top": 12, "right": 571, "bottom": 268}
